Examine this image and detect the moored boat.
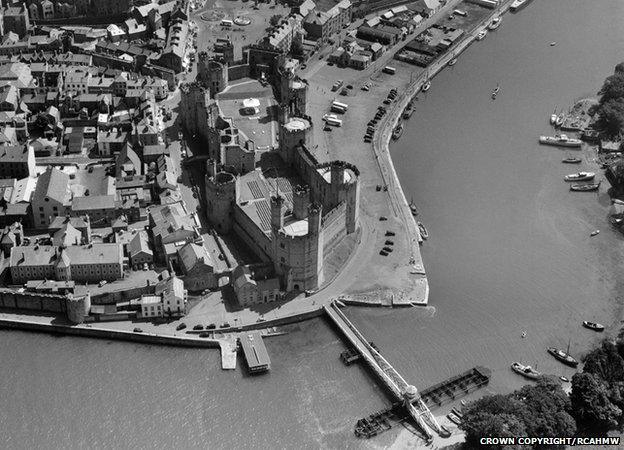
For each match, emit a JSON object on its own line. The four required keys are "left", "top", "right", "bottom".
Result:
{"left": 491, "top": 83, "right": 500, "bottom": 99}
{"left": 511, "top": 362, "right": 541, "bottom": 380}
{"left": 562, "top": 156, "right": 582, "bottom": 164}
{"left": 418, "top": 222, "right": 428, "bottom": 239}
{"left": 422, "top": 80, "right": 431, "bottom": 92}
{"left": 392, "top": 123, "right": 403, "bottom": 140}
{"left": 402, "top": 103, "right": 414, "bottom": 120}
{"left": 476, "top": 29, "right": 487, "bottom": 41}
{"left": 488, "top": 16, "right": 501, "bottom": 30}
{"left": 511, "top": 0, "right": 531, "bottom": 12}
{"left": 547, "top": 346, "right": 579, "bottom": 367}
{"left": 570, "top": 182, "right": 600, "bottom": 192}
{"left": 539, "top": 134, "right": 582, "bottom": 147}
{"left": 439, "top": 425, "right": 452, "bottom": 438}
{"left": 590, "top": 229, "right": 600, "bottom": 237}
{"left": 451, "top": 407, "right": 463, "bottom": 419}
{"left": 447, "top": 412, "right": 462, "bottom": 425}
{"left": 409, "top": 199, "right": 418, "bottom": 216}
{"left": 582, "top": 321, "right": 605, "bottom": 331}
{"left": 560, "top": 375, "right": 570, "bottom": 382}
{"left": 555, "top": 113, "right": 565, "bottom": 127}
{"left": 564, "top": 171, "right": 595, "bottom": 182}
{"left": 448, "top": 57, "right": 458, "bottom": 66}
{"left": 550, "top": 108, "right": 557, "bottom": 125}
{"left": 613, "top": 198, "right": 624, "bottom": 205}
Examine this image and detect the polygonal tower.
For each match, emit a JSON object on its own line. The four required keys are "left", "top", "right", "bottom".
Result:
{"left": 279, "top": 116, "right": 313, "bottom": 164}
{"left": 204, "top": 160, "right": 239, "bottom": 233}
{"left": 197, "top": 52, "right": 228, "bottom": 98}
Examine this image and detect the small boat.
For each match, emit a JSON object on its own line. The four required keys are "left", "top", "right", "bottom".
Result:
{"left": 460, "top": 400, "right": 467, "bottom": 406}
{"left": 562, "top": 156, "right": 582, "bottom": 164}
{"left": 422, "top": 79, "right": 431, "bottom": 92}
{"left": 511, "top": 362, "right": 541, "bottom": 380}
{"left": 559, "top": 375, "right": 570, "bottom": 382}
{"left": 590, "top": 230, "right": 600, "bottom": 237}
{"left": 547, "top": 346, "right": 579, "bottom": 368}
{"left": 511, "top": 0, "right": 531, "bottom": 12}
{"left": 451, "top": 407, "right": 463, "bottom": 419}
{"left": 521, "top": 331, "right": 527, "bottom": 338}
{"left": 550, "top": 109, "right": 558, "bottom": 125}
{"left": 476, "top": 29, "right": 487, "bottom": 41}
{"left": 418, "top": 222, "right": 428, "bottom": 240}
{"left": 439, "top": 425, "right": 452, "bottom": 438}
{"left": 564, "top": 171, "right": 595, "bottom": 182}
{"left": 392, "top": 123, "right": 403, "bottom": 140}
{"left": 555, "top": 113, "right": 565, "bottom": 127}
{"left": 610, "top": 216, "right": 623, "bottom": 227}
{"left": 448, "top": 57, "right": 458, "bottom": 66}
{"left": 612, "top": 198, "right": 624, "bottom": 205}
{"left": 550, "top": 42, "right": 557, "bottom": 46}
{"left": 539, "top": 134, "right": 582, "bottom": 147}
{"left": 402, "top": 103, "right": 414, "bottom": 120}
{"left": 409, "top": 198, "right": 418, "bottom": 216}
{"left": 582, "top": 321, "right": 605, "bottom": 331}
{"left": 491, "top": 83, "right": 500, "bottom": 100}
{"left": 488, "top": 16, "right": 501, "bottom": 30}
{"left": 447, "top": 412, "right": 462, "bottom": 425}
{"left": 570, "top": 182, "right": 600, "bottom": 192}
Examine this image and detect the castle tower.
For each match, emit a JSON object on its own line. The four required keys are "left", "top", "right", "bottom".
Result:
{"left": 292, "top": 185, "right": 309, "bottom": 220}
{"left": 204, "top": 169, "right": 239, "bottom": 233}
{"left": 197, "top": 52, "right": 228, "bottom": 97}
{"left": 279, "top": 116, "right": 313, "bottom": 164}
{"left": 288, "top": 78, "right": 308, "bottom": 116}
{"left": 270, "top": 194, "right": 285, "bottom": 230}
{"left": 306, "top": 202, "right": 323, "bottom": 289}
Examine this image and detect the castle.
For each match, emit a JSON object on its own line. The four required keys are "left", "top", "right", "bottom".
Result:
{"left": 181, "top": 58, "right": 360, "bottom": 293}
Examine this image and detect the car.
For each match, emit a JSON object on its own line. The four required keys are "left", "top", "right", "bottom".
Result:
{"left": 379, "top": 250, "right": 388, "bottom": 256}
{"left": 385, "top": 240, "right": 394, "bottom": 245}
{"left": 385, "top": 231, "right": 396, "bottom": 236}
{"left": 379, "top": 216, "right": 387, "bottom": 221}
{"left": 383, "top": 246, "right": 394, "bottom": 252}
{"left": 364, "top": 138, "right": 372, "bottom": 143}
{"left": 98, "top": 280, "right": 107, "bottom": 287}
{"left": 324, "top": 126, "right": 332, "bottom": 132}
{"left": 256, "top": 317, "right": 266, "bottom": 323}
{"left": 207, "top": 323, "right": 217, "bottom": 329}
{"left": 376, "top": 185, "right": 382, "bottom": 191}
{"left": 221, "top": 322, "right": 231, "bottom": 328}
{"left": 143, "top": 263, "right": 149, "bottom": 271}
{"left": 300, "top": 64, "right": 307, "bottom": 69}
{"left": 328, "top": 62, "right": 334, "bottom": 66}
{"left": 383, "top": 99, "right": 391, "bottom": 105}
{"left": 176, "top": 323, "right": 187, "bottom": 331}
{"left": 346, "top": 84, "right": 353, "bottom": 89}
{"left": 305, "top": 289, "right": 316, "bottom": 297}
{"left": 383, "top": 185, "right": 388, "bottom": 191}
{"left": 133, "top": 328, "right": 143, "bottom": 333}
{"left": 193, "top": 324, "right": 204, "bottom": 330}
{"left": 199, "top": 332, "right": 211, "bottom": 338}
{"left": 361, "top": 85, "right": 370, "bottom": 91}
{"left": 340, "top": 89, "right": 348, "bottom": 96}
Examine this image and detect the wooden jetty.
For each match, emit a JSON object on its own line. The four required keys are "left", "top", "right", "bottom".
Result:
{"left": 354, "top": 366, "right": 491, "bottom": 439}
{"left": 419, "top": 366, "right": 491, "bottom": 408}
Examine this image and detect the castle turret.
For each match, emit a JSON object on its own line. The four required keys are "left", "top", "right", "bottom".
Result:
{"left": 330, "top": 161, "right": 346, "bottom": 187}
{"left": 292, "top": 185, "right": 309, "bottom": 220}
{"left": 279, "top": 116, "right": 312, "bottom": 164}
{"left": 204, "top": 169, "right": 239, "bottom": 233}
{"left": 270, "top": 194, "right": 285, "bottom": 230}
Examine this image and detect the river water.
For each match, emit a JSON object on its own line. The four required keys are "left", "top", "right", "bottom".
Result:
{"left": 2, "top": 1, "right": 624, "bottom": 449}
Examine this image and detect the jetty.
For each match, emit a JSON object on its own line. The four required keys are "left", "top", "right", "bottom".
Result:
{"left": 239, "top": 331, "right": 271, "bottom": 373}
{"left": 324, "top": 302, "right": 442, "bottom": 440}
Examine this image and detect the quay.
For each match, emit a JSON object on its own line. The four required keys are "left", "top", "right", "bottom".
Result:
{"left": 323, "top": 302, "right": 442, "bottom": 440}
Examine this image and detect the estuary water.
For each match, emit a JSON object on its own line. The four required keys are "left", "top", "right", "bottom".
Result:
{"left": 2, "top": 1, "right": 624, "bottom": 449}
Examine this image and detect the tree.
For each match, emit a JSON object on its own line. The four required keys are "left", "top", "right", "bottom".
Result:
{"left": 460, "top": 395, "right": 528, "bottom": 447}
{"left": 596, "top": 98, "right": 624, "bottom": 137}
{"left": 511, "top": 377, "right": 576, "bottom": 446}
{"left": 615, "top": 62, "right": 624, "bottom": 74}
{"left": 570, "top": 372, "right": 622, "bottom": 432}
{"left": 269, "top": 14, "right": 282, "bottom": 27}
{"left": 583, "top": 340, "right": 624, "bottom": 384}
{"left": 599, "top": 72, "right": 624, "bottom": 105}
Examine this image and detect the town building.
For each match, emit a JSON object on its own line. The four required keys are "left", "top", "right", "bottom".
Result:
{"left": 9, "top": 243, "right": 124, "bottom": 284}
{"left": 0, "top": 144, "right": 35, "bottom": 179}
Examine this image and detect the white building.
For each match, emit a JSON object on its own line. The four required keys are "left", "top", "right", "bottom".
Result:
{"left": 157, "top": 276, "right": 187, "bottom": 316}
{"left": 140, "top": 295, "right": 163, "bottom": 318}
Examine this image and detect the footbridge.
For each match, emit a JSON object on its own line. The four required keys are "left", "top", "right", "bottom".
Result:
{"left": 324, "top": 302, "right": 441, "bottom": 440}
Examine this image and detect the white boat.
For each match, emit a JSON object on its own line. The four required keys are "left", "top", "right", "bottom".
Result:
{"left": 550, "top": 108, "right": 557, "bottom": 125}
{"left": 476, "top": 29, "right": 487, "bottom": 41}
{"left": 421, "top": 80, "right": 431, "bottom": 92}
{"left": 539, "top": 134, "right": 582, "bottom": 148}
{"left": 488, "top": 16, "right": 501, "bottom": 30}
{"left": 582, "top": 321, "right": 605, "bottom": 331}
{"left": 448, "top": 57, "right": 457, "bottom": 66}
{"left": 555, "top": 113, "right": 565, "bottom": 127}
{"left": 613, "top": 199, "right": 624, "bottom": 205}
{"left": 564, "top": 171, "right": 595, "bottom": 182}
{"left": 590, "top": 230, "right": 600, "bottom": 237}
{"left": 511, "top": 0, "right": 531, "bottom": 12}
{"left": 511, "top": 362, "right": 541, "bottom": 380}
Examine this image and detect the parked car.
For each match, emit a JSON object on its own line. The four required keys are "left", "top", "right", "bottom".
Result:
{"left": 379, "top": 216, "right": 387, "bottom": 221}
{"left": 199, "top": 332, "right": 211, "bottom": 338}
{"left": 193, "top": 324, "right": 204, "bottom": 330}
{"left": 385, "top": 230, "right": 396, "bottom": 236}
{"left": 176, "top": 323, "right": 187, "bottom": 331}
{"left": 221, "top": 322, "right": 231, "bottom": 328}
{"left": 143, "top": 263, "right": 149, "bottom": 271}
{"left": 207, "top": 323, "right": 216, "bottom": 329}
{"left": 98, "top": 280, "right": 107, "bottom": 287}
{"left": 133, "top": 328, "right": 143, "bottom": 333}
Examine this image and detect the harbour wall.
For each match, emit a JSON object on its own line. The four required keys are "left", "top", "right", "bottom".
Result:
{"left": 0, "top": 318, "right": 221, "bottom": 349}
